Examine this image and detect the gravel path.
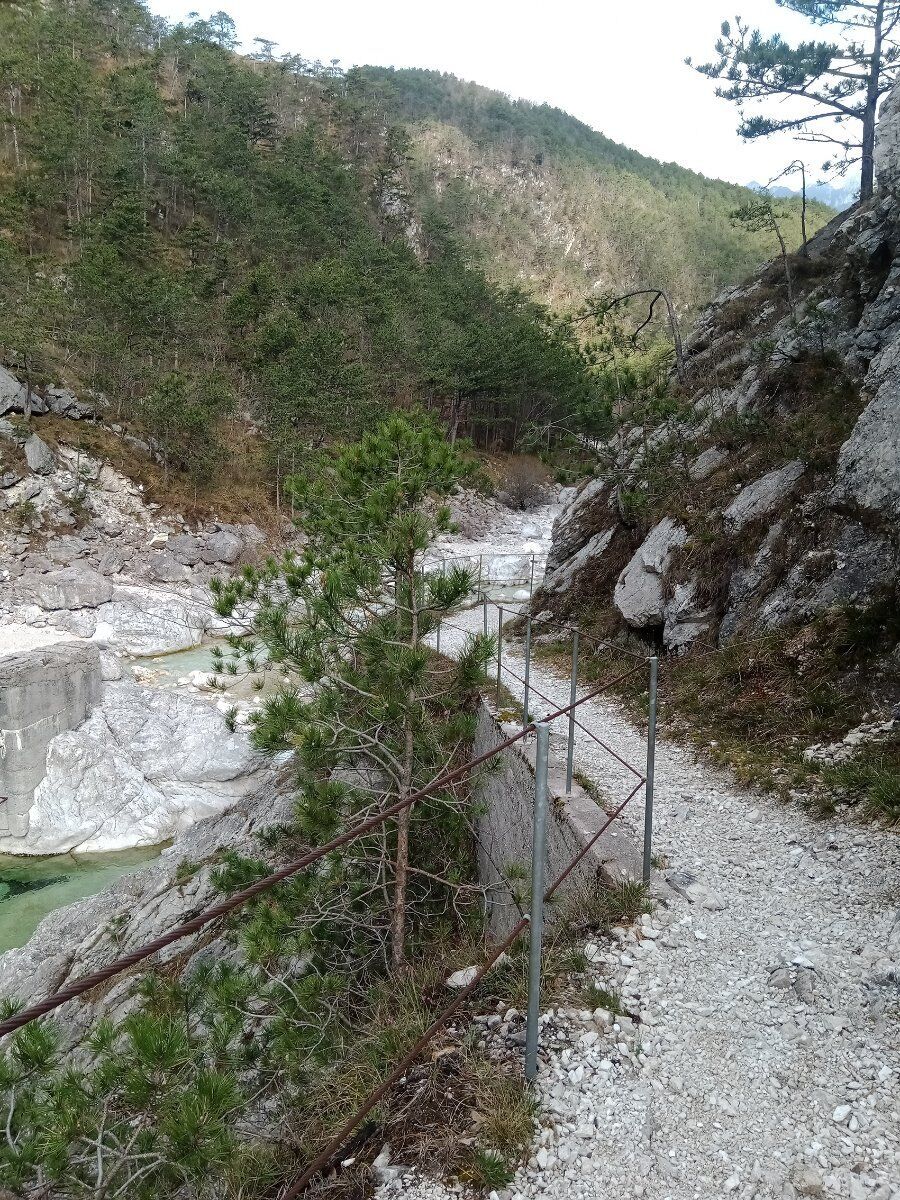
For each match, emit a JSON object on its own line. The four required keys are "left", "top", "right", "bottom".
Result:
{"left": 380, "top": 509, "right": 900, "bottom": 1200}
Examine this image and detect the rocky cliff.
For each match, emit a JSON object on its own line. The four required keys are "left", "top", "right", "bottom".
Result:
{"left": 531, "top": 95, "right": 900, "bottom": 762}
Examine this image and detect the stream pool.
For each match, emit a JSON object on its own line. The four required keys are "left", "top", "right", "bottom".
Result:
{"left": 0, "top": 846, "right": 163, "bottom": 954}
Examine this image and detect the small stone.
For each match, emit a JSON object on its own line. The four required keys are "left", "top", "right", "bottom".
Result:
{"left": 832, "top": 1104, "right": 851, "bottom": 1123}
{"left": 445, "top": 966, "right": 478, "bottom": 989}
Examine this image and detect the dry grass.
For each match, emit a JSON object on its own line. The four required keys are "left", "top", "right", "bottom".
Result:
{"left": 35, "top": 415, "right": 282, "bottom": 529}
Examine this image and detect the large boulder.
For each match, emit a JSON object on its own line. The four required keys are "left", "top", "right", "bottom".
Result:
{"left": 44, "top": 387, "right": 95, "bottom": 420}
{"left": 167, "top": 533, "right": 202, "bottom": 566}
{"left": 614, "top": 518, "right": 688, "bottom": 629}
{"left": 25, "top": 565, "right": 114, "bottom": 611}
{"left": 199, "top": 529, "right": 242, "bottom": 565}
{"left": 23, "top": 433, "right": 55, "bottom": 476}
{"left": 95, "top": 584, "right": 208, "bottom": 655}
{"left": 15, "top": 681, "right": 267, "bottom": 854}
{"left": 0, "top": 367, "right": 26, "bottom": 416}
{"left": 723, "top": 461, "right": 805, "bottom": 534}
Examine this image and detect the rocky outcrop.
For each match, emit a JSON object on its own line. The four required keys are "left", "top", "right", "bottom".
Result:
{"left": 722, "top": 462, "right": 805, "bottom": 534}
{"left": 532, "top": 96, "right": 900, "bottom": 666}
{"left": 614, "top": 519, "right": 688, "bottom": 630}
{"left": 0, "top": 632, "right": 102, "bottom": 836}
{"left": 24, "top": 564, "right": 114, "bottom": 611}
{"left": 95, "top": 585, "right": 210, "bottom": 655}
{"left": 2, "top": 680, "right": 269, "bottom": 854}
{"left": 836, "top": 340, "right": 900, "bottom": 514}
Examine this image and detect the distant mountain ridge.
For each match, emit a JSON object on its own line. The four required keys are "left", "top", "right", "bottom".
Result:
{"left": 748, "top": 179, "right": 856, "bottom": 211}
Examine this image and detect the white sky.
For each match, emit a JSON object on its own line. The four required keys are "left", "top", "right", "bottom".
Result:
{"left": 147, "top": 0, "right": 845, "bottom": 186}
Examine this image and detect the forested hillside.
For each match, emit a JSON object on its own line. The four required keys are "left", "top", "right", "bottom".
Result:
{"left": 0, "top": 0, "right": 604, "bottom": 488}
{"left": 0, "top": 0, "right": 830, "bottom": 499}
{"left": 363, "top": 67, "right": 835, "bottom": 311}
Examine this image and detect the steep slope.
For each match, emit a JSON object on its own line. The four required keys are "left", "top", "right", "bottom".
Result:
{"left": 363, "top": 67, "right": 834, "bottom": 312}
{"left": 0, "top": 0, "right": 602, "bottom": 489}
{"left": 528, "top": 91, "right": 900, "bottom": 813}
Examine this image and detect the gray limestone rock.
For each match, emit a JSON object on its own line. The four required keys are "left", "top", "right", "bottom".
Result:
{"left": 167, "top": 533, "right": 203, "bottom": 566}
{"left": 23, "top": 433, "right": 55, "bottom": 476}
{"left": 614, "top": 518, "right": 688, "bottom": 629}
{"left": 542, "top": 527, "right": 616, "bottom": 596}
{"left": 0, "top": 638, "right": 102, "bottom": 837}
{"left": 24, "top": 564, "right": 114, "bottom": 611}
{"left": 145, "top": 550, "right": 192, "bottom": 584}
{"left": 838, "top": 340, "right": 900, "bottom": 516}
{"left": 663, "top": 578, "right": 713, "bottom": 652}
{"left": 0, "top": 367, "right": 26, "bottom": 416}
{"left": 546, "top": 476, "right": 615, "bottom": 573}
{"left": 95, "top": 584, "right": 208, "bottom": 655}
{"left": 199, "top": 529, "right": 242, "bottom": 565}
{"left": 688, "top": 446, "right": 728, "bottom": 482}
{"left": 44, "top": 387, "right": 96, "bottom": 420}
{"left": 723, "top": 461, "right": 805, "bottom": 534}
{"left": 11, "top": 680, "right": 268, "bottom": 855}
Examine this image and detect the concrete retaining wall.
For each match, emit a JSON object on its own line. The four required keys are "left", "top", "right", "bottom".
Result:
{"left": 0, "top": 642, "right": 102, "bottom": 836}
{"left": 473, "top": 702, "right": 642, "bottom": 938}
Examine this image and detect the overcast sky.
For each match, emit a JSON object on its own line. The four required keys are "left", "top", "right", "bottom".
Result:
{"left": 147, "top": 0, "right": 846, "bottom": 186}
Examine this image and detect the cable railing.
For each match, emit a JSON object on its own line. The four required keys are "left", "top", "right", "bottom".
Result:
{"left": 0, "top": 560, "right": 657, "bottom": 1200}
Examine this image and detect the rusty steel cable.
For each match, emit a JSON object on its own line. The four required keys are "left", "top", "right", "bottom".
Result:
{"left": 495, "top": 659, "right": 646, "bottom": 782}
{"left": 278, "top": 919, "right": 530, "bottom": 1200}
{"left": 0, "top": 665, "right": 645, "bottom": 1043}
{"left": 280, "top": 776, "right": 647, "bottom": 1197}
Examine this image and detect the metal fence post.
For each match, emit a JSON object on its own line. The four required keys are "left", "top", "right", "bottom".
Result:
{"left": 476, "top": 553, "right": 483, "bottom": 599}
{"left": 565, "top": 628, "right": 579, "bottom": 793}
{"left": 522, "top": 615, "right": 532, "bottom": 732}
{"left": 482, "top": 593, "right": 488, "bottom": 636}
{"left": 529, "top": 554, "right": 535, "bottom": 598}
{"left": 525, "top": 721, "right": 550, "bottom": 1083}
{"left": 642, "top": 655, "right": 659, "bottom": 884}
{"left": 496, "top": 605, "right": 504, "bottom": 705}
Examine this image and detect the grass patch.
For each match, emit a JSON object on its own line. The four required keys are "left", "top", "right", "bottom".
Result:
{"left": 821, "top": 741, "right": 900, "bottom": 823}
{"left": 580, "top": 982, "right": 624, "bottom": 1015}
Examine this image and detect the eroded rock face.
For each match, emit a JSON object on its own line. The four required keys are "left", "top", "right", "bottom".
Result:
{"left": 542, "top": 527, "right": 616, "bottom": 596}
{"left": 546, "top": 477, "right": 615, "bottom": 573}
{"left": 533, "top": 119, "right": 900, "bottom": 660}
{"left": 663, "top": 579, "right": 713, "bottom": 653}
{"left": 614, "top": 518, "right": 688, "bottom": 630}
{"left": 8, "top": 681, "right": 268, "bottom": 854}
{"left": 837, "top": 340, "right": 900, "bottom": 515}
{"left": 0, "top": 634, "right": 102, "bottom": 837}
{"left": 876, "top": 77, "right": 900, "bottom": 193}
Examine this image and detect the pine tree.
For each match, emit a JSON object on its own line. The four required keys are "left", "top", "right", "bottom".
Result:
{"left": 689, "top": 2, "right": 900, "bottom": 200}
{"left": 213, "top": 411, "right": 494, "bottom": 968}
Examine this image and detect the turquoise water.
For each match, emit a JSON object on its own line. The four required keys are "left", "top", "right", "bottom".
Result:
{"left": 0, "top": 847, "right": 163, "bottom": 954}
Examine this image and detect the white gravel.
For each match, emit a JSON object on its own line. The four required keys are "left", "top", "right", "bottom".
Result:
{"left": 379, "top": 501, "right": 900, "bottom": 1200}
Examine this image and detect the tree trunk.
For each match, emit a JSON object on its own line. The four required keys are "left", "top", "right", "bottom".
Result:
{"left": 798, "top": 162, "right": 808, "bottom": 256}
{"left": 390, "top": 555, "right": 419, "bottom": 969}
{"left": 861, "top": 0, "right": 886, "bottom": 202}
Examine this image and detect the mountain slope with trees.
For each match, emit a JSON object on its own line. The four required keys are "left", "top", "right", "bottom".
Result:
{"left": 361, "top": 66, "right": 834, "bottom": 312}
{"left": 0, "top": 0, "right": 831, "bottom": 505}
